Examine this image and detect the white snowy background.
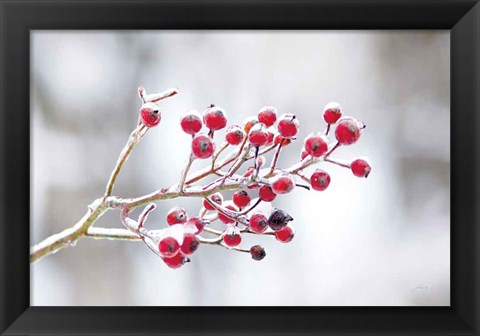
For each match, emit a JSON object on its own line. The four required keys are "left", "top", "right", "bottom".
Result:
{"left": 31, "top": 31, "right": 450, "bottom": 306}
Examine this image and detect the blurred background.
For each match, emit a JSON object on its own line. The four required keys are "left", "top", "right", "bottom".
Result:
{"left": 31, "top": 31, "right": 450, "bottom": 306}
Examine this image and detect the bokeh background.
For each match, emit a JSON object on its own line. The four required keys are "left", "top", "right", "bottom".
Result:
{"left": 31, "top": 31, "right": 450, "bottom": 306}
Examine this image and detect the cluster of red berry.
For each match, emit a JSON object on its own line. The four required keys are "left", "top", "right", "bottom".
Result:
{"left": 131, "top": 91, "right": 371, "bottom": 269}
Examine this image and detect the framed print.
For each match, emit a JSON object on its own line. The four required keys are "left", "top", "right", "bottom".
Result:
{"left": 1, "top": 0, "right": 479, "bottom": 335}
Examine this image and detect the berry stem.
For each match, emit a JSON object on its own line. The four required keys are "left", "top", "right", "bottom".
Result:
{"left": 179, "top": 153, "right": 195, "bottom": 194}
{"left": 266, "top": 141, "right": 284, "bottom": 177}
{"left": 324, "top": 141, "right": 340, "bottom": 159}
{"left": 142, "top": 87, "right": 179, "bottom": 103}
{"left": 85, "top": 227, "right": 141, "bottom": 241}
{"left": 104, "top": 124, "right": 148, "bottom": 198}
{"left": 324, "top": 157, "right": 350, "bottom": 168}
{"left": 325, "top": 124, "right": 331, "bottom": 136}
{"left": 211, "top": 143, "right": 229, "bottom": 171}
{"left": 239, "top": 198, "right": 262, "bottom": 215}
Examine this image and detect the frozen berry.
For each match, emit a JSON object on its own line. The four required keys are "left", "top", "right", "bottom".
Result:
{"left": 310, "top": 169, "right": 331, "bottom": 191}
{"left": 181, "top": 233, "right": 200, "bottom": 255}
{"left": 187, "top": 217, "right": 208, "bottom": 234}
{"left": 274, "top": 134, "right": 293, "bottom": 147}
{"left": 203, "top": 193, "right": 223, "bottom": 211}
{"left": 158, "top": 236, "right": 180, "bottom": 257}
{"left": 223, "top": 231, "right": 242, "bottom": 247}
{"left": 258, "top": 185, "right": 276, "bottom": 202}
{"left": 218, "top": 204, "right": 237, "bottom": 224}
{"left": 275, "top": 226, "right": 295, "bottom": 243}
{"left": 277, "top": 113, "right": 299, "bottom": 138}
{"left": 249, "top": 213, "right": 268, "bottom": 233}
{"left": 203, "top": 104, "right": 227, "bottom": 131}
{"left": 233, "top": 190, "right": 251, "bottom": 208}
{"left": 243, "top": 116, "right": 259, "bottom": 134}
{"left": 350, "top": 158, "right": 371, "bottom": 178}
{"left": 180, "top": 109, "right": 203, "bottom": 134}
{"left": 271, "top": 174, "right": 295, "bottom": 195}
{"left": 225, "top": 125, "right": 246, "bottom": 145}
{"left": 268, "top": 208, "right": 293, "bottom": 231}
{"left": 257, "top": 106, "right": 277, "bottom": 127}
{"left": 304, "top": 133, "right": 328, "bottom": 157}
{"left": 250, "top": 245, "right": 266, "bottom": 261}
{"left": 162, "top": 253, "right": 188, "bottom": 269}
{"left": 248, "top": 123, "right": 269, "bottom": 147}
{"left": 192, "top": 134, "right": 215, "bottom": 159}
{"left": 323, "top": 102, "right": 342, "bottom": 124}
{"left": 139, "top": 102, "right": 161, "bottom": 128}
{"left": 335, "top": 117, "right": 362, "bottom": 145}
{"left": 166, "top": 206, "right": 187, "bottom": 225}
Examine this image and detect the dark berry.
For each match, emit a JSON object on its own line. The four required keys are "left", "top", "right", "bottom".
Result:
{"left": 250, "top": 245, "right": 267, "bottom": 261}
{"left": 268, "top": 208, "right": 293, "bottom": 231}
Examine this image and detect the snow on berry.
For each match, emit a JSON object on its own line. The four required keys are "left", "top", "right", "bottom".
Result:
{"left": 225, "top": 125, "right": 246, "bottom": 145}
{"left": 323, "top": 102, "right": 342, "bottom": 124}
{"left": 257, "top": 106, "right": 278, "bottom": 127}
{"left": 277, "top": 113, "right": 299, "bottom": 138}
{"left": 180, "top": 109, "right": 203, "bottom": 134}
{"left": 192, "top": 134, "right": 215, "bottom": 159}
{"left": 203, "top": 104, "right": 227, "bottom": 130}
{"left": 139, "top": 102, "right": 161, "bottom": 127}
{"left": 304, "top": 133, "right": 328, "bottom": 157}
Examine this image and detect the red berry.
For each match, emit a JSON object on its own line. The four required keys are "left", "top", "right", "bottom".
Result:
{"left": 323, "top": 102, "right": 342, "bottom": 124}
{"left": 218, "top": 204, "right": 237, "bottom": 224}
{"left": 139, "top": 102, "right": 161, "bottom": 128}
{"left": 257, "top": 106, "right": 277, "bottom": 127}
{"left": 225, "top": 125, "right": 246, "bottom": 145}
{"left": 233, "top": 190, "right": 251, "bottom": 208}
{"left": 304, "top": 133, "right": 328, "bottom": 157}
{"left": 258, "top": 185, "right": 276, "bottom": 202}
{"left": 271, "top": 174, "right": 295, "bottom": 195}
{"left": 335, "top": 117, "right": 362, "bottom": 145}
{"left": 248, "top": 123, "right": 269, "bottom": 147}
{"left": 203, "top": 104, "right": 227, "bottom": 131}
{"left": 192, "top": 134, "right": 215, "bottom": 159}
{"left": 187, "top": 217, "right": 208, "bottom": 234}
{"left": 162, "top": 253, "right": 188, "bottom": 269}
{"left": 180, "top": 109, "right": 203, "bottom": 135}
{"left": 181, "top": 233, "right": 200, "bottom": 255}
{"left": 350, "top": 158, "right": 371, "bottom": 178}
{"left": 250, "top": 245, "right": 266, "bottom": 261}
{"left": 166, "top": 206, "right": 187, "bottom": 225}
{"left": 268, "top": 208, "right": 293, "bottom": 231}
{"left": 158, "top": 236, "right": 180, "bottom": 257}
{"left": 203, "top": 193, "right": 223, "bottom": 211}
{"left": 274, "top": 134, "right": 292, "bottom": 147}
{"left": 223, "top": 231, "right": 242, "bottom": 247}
{"left": 243, "top": 116, "right": 259, "bottom": 134}
{"left": 277, "top": 113, "right": 299, "bottom": 138}
{"left": 310, "top": 169, "right": 331, "bottom": 191}
{"left": 275, "top": 226, "right": 295, "bottom": 243}
{"left": 249, "top": 213, "right": 268, "bottom": 233}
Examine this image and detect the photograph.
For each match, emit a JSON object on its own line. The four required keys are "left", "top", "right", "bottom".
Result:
{"left": 30, "top": 30, "right": 450, "bottom": 306}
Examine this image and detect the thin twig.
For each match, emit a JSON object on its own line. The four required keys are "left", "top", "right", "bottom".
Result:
{"left": 104, "top": 124, "right": 147, "bottom": 198}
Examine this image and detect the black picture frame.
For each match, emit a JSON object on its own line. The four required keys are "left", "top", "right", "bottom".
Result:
{"left": 1, "top": 0, "right": 479, "bottom": 335}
